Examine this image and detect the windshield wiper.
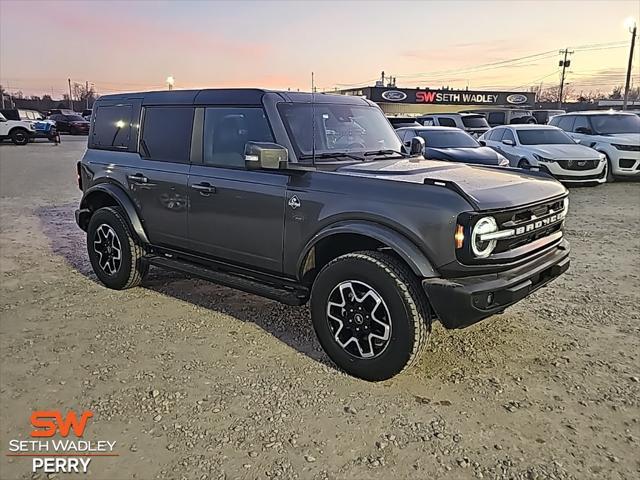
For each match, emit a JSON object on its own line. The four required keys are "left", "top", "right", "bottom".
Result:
{"left": 299, "top": 152, "right": 366, "bottom": 162}
{"left": 363, "top": 149, "right": 410, "bottom": 158}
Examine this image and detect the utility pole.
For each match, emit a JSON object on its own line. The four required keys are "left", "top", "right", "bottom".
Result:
{"left": 311, "top": 71, "right": 315, "bottom": 93}
{"left": 558, "top": 48, "right": 573, "bottom": 109}
{"left": 68, "top": 78, "right": 73, "bottom": 110}
{"left": 623, "top": 21, "right": 637, "bottom": 110}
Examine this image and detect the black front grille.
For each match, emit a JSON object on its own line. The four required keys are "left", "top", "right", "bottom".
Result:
{"left": 559, "top": 159, "right": 600, "bottom": 171}
{"left": 492, "top": 198, "right": 565, "bottom": 254}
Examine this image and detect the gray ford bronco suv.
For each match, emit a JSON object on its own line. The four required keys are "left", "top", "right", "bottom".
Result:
{"left": 75, "top": 89, "right": 570, "bottom": 381}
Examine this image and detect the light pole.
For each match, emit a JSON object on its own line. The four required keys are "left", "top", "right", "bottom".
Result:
{"left": 622, "top": 17, "right": 637, "bottom": 110}
{"left": 166, "top": 75, "right": 175, "bottom": 91}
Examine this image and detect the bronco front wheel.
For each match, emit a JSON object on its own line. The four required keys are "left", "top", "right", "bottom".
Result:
{"left": 310, "top": 251, "right": 431, "bottom": 381}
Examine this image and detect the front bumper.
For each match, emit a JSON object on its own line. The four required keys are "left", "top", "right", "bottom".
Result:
{"left": 609, "top": 150, "right": 640, "bottom": 176}
{"left": 423, "top": 239, "right": 570, "bottom": 329}
{"left": 538, "top": 160, "right": 606, "bottom": 183}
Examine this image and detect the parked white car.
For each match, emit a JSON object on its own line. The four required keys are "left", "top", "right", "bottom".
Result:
{"left": 548, "top": 111, "right": 640, "bottom": 181}
{"left": 0, "top": 112, "right": 35, "bottom": 145}
{"left": 479, "top": 124, "right": 606, "bottom": 184}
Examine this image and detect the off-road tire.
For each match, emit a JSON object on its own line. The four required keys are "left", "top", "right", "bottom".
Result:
{"left": 10, "top": 128, "right": 29, "bottom": 145}
{"left": 310, "top": 250, "right": 431, "bottom": 381}
{"left": 87, "top": 207, "right": 148, "bottom": 289}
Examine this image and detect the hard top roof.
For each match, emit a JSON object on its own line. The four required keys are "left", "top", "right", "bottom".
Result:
{"left": 95, "top": 88, "right": 372, "bottom": 106}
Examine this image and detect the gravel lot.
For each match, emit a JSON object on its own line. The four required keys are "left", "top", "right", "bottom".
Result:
{"left": 1, "top": 137, "right": 638, "bottom": 480}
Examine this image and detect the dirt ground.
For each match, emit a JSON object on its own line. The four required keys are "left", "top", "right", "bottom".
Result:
{"left": 0, "top": 137, "right": 638, "bottom": 480}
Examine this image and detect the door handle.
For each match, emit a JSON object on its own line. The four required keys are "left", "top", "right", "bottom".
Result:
{"left": 127, "top": 173, "right": 149, "bottom": 184}
{"left": 191, "top": 182, "right": 216, "bottom": 195}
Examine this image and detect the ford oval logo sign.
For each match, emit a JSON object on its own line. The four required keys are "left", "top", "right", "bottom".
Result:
{"left": 506, "top": 94, "right": 528, "bottom": 104}
{"left": 381, "top": 90, "right": 407, "bottom": 102}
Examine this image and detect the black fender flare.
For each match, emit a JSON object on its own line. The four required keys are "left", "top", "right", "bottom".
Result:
{"left": 79, "top": 183, "right": 150, "bottom": 244}
{"left": 297, "top": 220, "right": 438, "bottom": 279}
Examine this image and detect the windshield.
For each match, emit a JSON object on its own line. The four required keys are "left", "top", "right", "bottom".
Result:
{"left": 278, "top": 103, "right": 402, "bottom": 160}
{"left": 417, "top": 130, "right": 480, "bottom": 148}
{"left": 516, "top": 128, "right": 574, "bottom": 145}
{"left": 589, "top": 114, "right": 640, "bottom": 134}
{"left": 65, "top": 115, "right": 86, "bottom": 122}
{"left": 462, "top": 116, "right": 489, "bottom": 129}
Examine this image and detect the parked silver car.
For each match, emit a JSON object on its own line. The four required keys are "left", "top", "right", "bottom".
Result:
{"left": 479, "top": 125, "right": 606, "bottom": 184}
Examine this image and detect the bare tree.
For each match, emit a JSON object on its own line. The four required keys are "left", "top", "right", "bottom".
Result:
{"left": 72, "top": 82, "right": 97, "bottom": 108}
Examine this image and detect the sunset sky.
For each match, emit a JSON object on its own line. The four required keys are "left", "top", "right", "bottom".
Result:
{"left": 1, "top": 0, "right": 638, "bottom": 98}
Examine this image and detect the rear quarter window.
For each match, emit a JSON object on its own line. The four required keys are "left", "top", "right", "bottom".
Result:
{"left": 92, "top": 105, "right": 133, "bottom": 150}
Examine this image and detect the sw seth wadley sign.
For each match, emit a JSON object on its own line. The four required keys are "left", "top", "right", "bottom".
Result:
{"left": 369, "top": 87, "right": 535, "bottom": 106}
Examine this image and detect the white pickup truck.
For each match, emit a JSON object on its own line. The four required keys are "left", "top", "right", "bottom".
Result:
{"left": 0, "top": 112, "right": 35, "bottom": 145}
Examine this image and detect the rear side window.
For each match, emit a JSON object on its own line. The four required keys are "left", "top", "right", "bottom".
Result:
{"left": 437, "top": 117, "right": 457, "bottom": 127}
{"left": 92, "top": 105, "right": 133, "bottom": 150}
{"left": 203, "top": 107, "right": 273, "bottom": 168}
{"left": 141, "top": 107, "right": 194, "bottom": 163}
{"left": 487, "top": 112, "right": 505, "bottom": 124}
{"left": 420, "top": 117, "right": 434, "bottom": 126}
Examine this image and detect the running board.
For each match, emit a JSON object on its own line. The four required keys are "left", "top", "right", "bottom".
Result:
{"left": 146, "top": 256, "right": 309, "bottom": 306}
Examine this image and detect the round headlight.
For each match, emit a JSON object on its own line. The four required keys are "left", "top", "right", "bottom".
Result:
{"left": 471, "top": 216, "right": 498, "bottom": 258}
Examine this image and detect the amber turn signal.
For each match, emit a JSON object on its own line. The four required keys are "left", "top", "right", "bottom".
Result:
{"left": 455, "top": 224, "right": 465, "bottom": 249}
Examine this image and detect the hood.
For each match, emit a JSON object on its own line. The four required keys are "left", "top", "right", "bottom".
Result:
{"left": 337, "top": 158, "right": 566, "bottom": 211}
{"left": 594, "top": 133, "right": 640, "bottom": 145}
{"left": 525, "top": 144, "right": 601, "bottom": 160}
{"left": 425, "top": 146, "right": 502, "bottom": 165}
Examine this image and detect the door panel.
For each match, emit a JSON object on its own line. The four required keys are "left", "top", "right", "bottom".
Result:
{"left": 188, "top": 166, "right": 288, "bottom": 273}
{"left": 126, "top": 160, "right": 190, "bottom": 249}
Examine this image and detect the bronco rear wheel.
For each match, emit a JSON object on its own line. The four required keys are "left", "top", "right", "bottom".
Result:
{"left": 87, "top": 207, "right": 148, "bottom": 289}
{"left": 310, "top": 251, "right": 431, "bottom": 381}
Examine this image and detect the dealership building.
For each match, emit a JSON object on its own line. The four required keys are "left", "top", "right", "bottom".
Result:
{"left": 338, "top": 86, "right": 536, "bottom": 115}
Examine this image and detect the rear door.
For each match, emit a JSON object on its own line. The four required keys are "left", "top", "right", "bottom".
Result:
{"left": 188, "top": 106, "right": 288, "bottom": 273}
{"left": 129, "top": 106, "right": 192, "bottom": 249}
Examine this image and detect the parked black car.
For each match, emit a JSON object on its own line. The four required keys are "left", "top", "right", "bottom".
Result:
{"left": 75, "top": 89, "right": 570, "bottom": 380}
{"left": 49, "top": 113, "right": 90, "bottom": 135}
{"left": 396, "top": 126, "right": 509, "bottom": 166}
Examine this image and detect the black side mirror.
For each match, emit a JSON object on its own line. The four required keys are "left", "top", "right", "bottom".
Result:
{"left": 244, "top": 142, "right": 288, "bottom": 170}
{"left": 575, "top": 127, "right": 592, "bottom": 135}
{"left": 479, "top": 139, "right": 487, "bottom": 146}
{"left": 410, "top": 136, "right": 425, "bottom": 155}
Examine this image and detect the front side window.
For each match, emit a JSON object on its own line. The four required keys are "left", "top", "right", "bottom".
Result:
{"left": 589, "top": 114, "right": 640, "bottom": 134}
{"left": 556, "top": 116, "right": 575, "bottom": 132}
{"left": 572, "top": 116, "right": 590, "bottom": 132}
{"left": 516, "top": 128, "right": 574, "bottom": 145}
{"left": 92, "top": 105, "right": 133, "bottom": 149}
{"left": 141, "top": 107, "right": 194, "bottom": 163}
{"left": 502, "top": 129, "right": 516, "bottom": 144}
{"left": 418, "top": 130, "right": 479, "bottom": 148}
{"left": 491, "top": 128, "right": 505, "bottom": 141}
{"left": 203, "top": 107, "right": 273, "bottom": 167}
{"left": 278, "top": 103, "right": 402, "bottom": 161}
